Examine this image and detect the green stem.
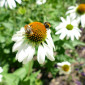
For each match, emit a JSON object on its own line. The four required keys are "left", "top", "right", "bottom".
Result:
{"left": 27, "top": 60, "right": 33, "bottom": 77}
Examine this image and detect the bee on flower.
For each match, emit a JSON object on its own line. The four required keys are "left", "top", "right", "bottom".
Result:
{"left": 36, "top": 0, "right": 46, "bottom": 5}
{"left": 55, "top": 16, "right": 81, "bottom": 41}
{"left": 66, "top": 4, "right": 85, "bottom": 28}
{"left": 0, "top": 0, "right": 21, "bottom": 9}
{"left": 12, "top": 22, "right": 55, "bottom": 64}
{"left": 57, "top": 61, "right": 71, "bottom": 75}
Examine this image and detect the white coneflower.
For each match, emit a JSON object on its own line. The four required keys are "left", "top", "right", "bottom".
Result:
{"left": 0, "top": 0, "right": 21, "bottom": 9}
{"left": 55, "top": 16, "right": 81, "bottom": 41}
{"left": 0, "top": 67, "right": 3, "bottom": 82}
{"left": 36, "top": 0, "right": 46, "bottom": 5}
{"left": 66, "top": 4, "right": 85, "bottom": 28}
{"left": 12, "top": 22, "right": 55, "bottom": 64}
{"left": 57, "top": 61, "right": 71, "bottom": 75}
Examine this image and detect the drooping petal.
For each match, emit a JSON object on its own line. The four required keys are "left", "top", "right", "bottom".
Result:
{"left": 81, "top": 14, "right": 85, "bottom": 28}
{"left": 37, "top": 45, "right": 45, "bottom": 64}
{"left": 0, "top": 0, "right": 5, "bottom": 7}
{"left": 23, "top": 46, "right": 35, "bottom": 64}
{"left": 16, "top": 0, "right": 21, "bottom": 4}
{"left": 0, "top": 75, "right": 3, "bottom": 82}
{"left": 12, "top": 35, "right": 23, "bottom": 42}
{"left": 0, "top": 0, "right": 22, "bottom": 9}
{"left": 36, "top": 0, "right": 46, "bottom": 5}
{"left": 0, "top": 67, "right": 3, "bottom": 73}
{"left": 16, "top": 43, "right": 28, "bottom": 62}
{"left": 12, "top": 27, "right": 25, "bottom": 42}
{"left": 68, "top": 6, "right": 75, "bottom": 9}
{"left": 7, "top": 0, "right": 15, "bottom": 9}
{"left": 43, "top": 43, "right": 55, "bottom": 61}
{"left": 11, "top": 0, "right": 16, "bottom": 8}
{"left": 12, "top": 40, "right": 24, "bottom": 52}
{"left": 46, "top": 29, "right": 55, "bottom": 49}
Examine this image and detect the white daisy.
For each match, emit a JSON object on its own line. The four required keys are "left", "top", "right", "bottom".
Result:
{"left": 12, "top": 22, "right": 55, "bottom": 64}
{"left": 57, "top": 61, "right": 71, "bottom": 75}
{"left": 55, "top": 16, "right": 81, "bottom": 41}
{"left": 0, "top": 0, "right": 21, "bottom": 9}
{"left": 66, "top": 4, "right": 85, "bottom": 28}
{"left": 36, "top": 0, "right": 46, "bottom": 5}
{"left": 0, "top": 67, "right": 3, "bottom": 82}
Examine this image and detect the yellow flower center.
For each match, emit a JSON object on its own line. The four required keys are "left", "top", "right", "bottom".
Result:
{"left": 24, "top": 22, "right": 47, "bottom": 43}
{"left": 77, "top": 4, "right": 85, "bottom": 14}
{"left": 62, "top": 65, "right": 70, "bottom": 72}
{"left": 66, "top": 24, "right": 73, "bottom": 30}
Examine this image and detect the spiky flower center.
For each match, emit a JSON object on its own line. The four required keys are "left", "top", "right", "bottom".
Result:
{"left": 66, "top": 24, "right": 73, "bottom": 30}
{"left": 62, "top": 65, "right": 70, "bottom": 72}
{"left": 77, "top": 4, "right": 85, "bottom": 14}
{"left": 24, "top": 22, "right": 47, "bottom": 43}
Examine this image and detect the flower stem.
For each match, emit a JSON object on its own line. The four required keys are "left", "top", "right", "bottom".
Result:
{"left": 27, "top": 60, "right": 33, "bottom": 77}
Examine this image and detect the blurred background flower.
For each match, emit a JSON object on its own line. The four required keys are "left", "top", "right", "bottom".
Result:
{"left": 55, "top": 16, "right": 81, "bottom": 41}
{"left": 0, "top": 67, "right": 3, "bottom": 82}
{"left": 0, "top": 0, "right": 21, "bottom": 9}
{"left": 66, "top": 4, "right": 85, "bottom": 28}
{"left": 36, "top": 0, "right": 46, "bottom": 5}
{"left": 57, "top": 61, "right": 71, "bottom": 75}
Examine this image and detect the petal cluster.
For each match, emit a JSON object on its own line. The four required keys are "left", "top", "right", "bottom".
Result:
{"left": 0, "top": 0, "right": 21, "bottom": 9}
{"left": 36, "top": 0, "right": 46, "bottom": 5}
{"left": 0, "top": 67, "right": 3, "bottom": 82}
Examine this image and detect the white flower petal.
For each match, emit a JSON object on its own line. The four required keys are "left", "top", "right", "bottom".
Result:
{"left": 46, "top": 29, "right": 55, "bottom": 49}
{"left": 23, "top": 46, "right": 35, "bottom": 64}
{"left": 0, "top": 0, "right": 21, "bottom": 9}
{"left": 55, "top": 28, "right": 65, "bottom": 34}
{"left": 37, "top": 45, "right": 45, "bottom": 64}
{"left": 66, "top": 16, "right": 70, "bottom": 23}
{"left": 12, "top": 28, "right": 25, "bottom": 42}
{"left": 12, "top": 34, "right": 23, "bottom": 42}
{"left": 0, "top": 67, "right": 3, "bottom": 73}
{"left": 16, "top": 43, "right": 28, "bottom": 62}
{"left": 16, "top": 0, "right": 21, "bottom": 4}
{"left": 68, "top": 6, "right": 75, "bottom": 9}
{"left": 43, "top": 43, "right": 55, "bottom": 61}
{"left": 59, "top": 33, "right": 66, "bottom": 40}
{"left": 70, "top": 34, "right": 74, "bottom": 41}
{"left": 81, "top": 14, "right": 85, "bottom": 28}
{"left": 12, "top": 40, "right": 24, "bottom": 52}
{"left": 36, "top": 0, "right": 46, "bottom": 5}
{"left": 0, "top": 75, "right": 3, "bottom": 82}
{"left": 0, "top": 0, "right": 5, "bottom": 7}
{"left": 60, "top": 17, "right": 66, "bottom": 22}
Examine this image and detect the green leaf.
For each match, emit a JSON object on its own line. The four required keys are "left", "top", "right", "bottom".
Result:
{"left": 72, "top": 40, "right": 85, "bottom": 46}
{"left": 64, "top": 43, "right": 74, "bottom": 49}
{"left": 63, "top": 39, "right": 85, "bottom": 49}
{"left": 3, "top": 74, "right": 20, "bottom": 85}
{"left": 13, "top": 67, "right": 26, "bottom": 80}
{"left": 2, "top": 64, "right": 9, "bottom": 73}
